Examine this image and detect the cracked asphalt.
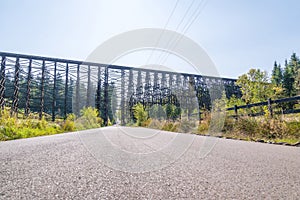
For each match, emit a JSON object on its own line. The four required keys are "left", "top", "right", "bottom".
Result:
{"left": 1, "top": 126, "right": 299, "bottom": 199}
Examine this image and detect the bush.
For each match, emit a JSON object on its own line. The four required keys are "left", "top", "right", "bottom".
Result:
{"left": 258, "top": 118, "right": 288, "bottom": 139}
{"left": 198, "top": 120, "right": 209, "bottom": 134}
{"left": 133, "top": 103, "right": 148, "bottom": 126}
{"left": 178, "top": 119, "right": 197, "bottom": 133}
{"left": 235, "top": 117, "right": 258, "bottom": 137}
{"left": 62, "top": 114, "right": 76, "bottom": 132}
{"left": 222, "top": 115, "right": 300, "bottom": 143}
{"left": 284, "top": 121, "right": 300, "bottom": 138}
{"left": 75, "top": 107, "right": 103, "bottom": 130}
{"left": 36, "top": 117, "right": 48, "bottom": 129}
{"left": 147, "top": 119, "right": 163, "bottom": 129}
{"left": 161, "top": 121, "right": 179, "bottom": 132}
{"left": 141, "top": 118, "right": 152, "bottom": 127}
{"left": 0, "top": 106, "right": 105, "bottom": 141}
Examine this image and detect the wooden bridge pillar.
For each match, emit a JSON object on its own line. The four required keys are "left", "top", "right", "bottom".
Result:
{"left": 127, "top": 69, "right": 134, "bottom": 122}
{"left": 86, "top": 65, "right": 91, "bottom": 107}
{"left": 96, "top": 66, "right": 102, "bottom": 118}
{"left": 25, "top": 59, "right": 32, "bottom": 117}
{"left": 120, "top": 69, "right": 125, "bottom": 125}
{"left": 51, "top": 62, "right": 57, "bottom": 121}
{"left": 11, "top": 57, "right": 20, "bottom": 116}
{"left": 0, "top": 56, "right": 6, "bottom": 110}
{"left": 75, "top": 64, "right": 80, "bottom": 116}
{"left": 64, "top": 63, "right": 69, "bottom": 119}
{"left": 39, "top": 60, "right": 45, "bottom": 120}
{"left": 103, "top": 67, "right": 109, "bottom": 125}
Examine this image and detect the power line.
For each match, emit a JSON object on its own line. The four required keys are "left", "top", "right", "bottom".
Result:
{"left": 155, "top": 0, "right": 197, "bottom": 65}
{"left": 144, "top": 0, "right": 180, "bottom": 66}
{"left": 159, "top": 0, "right": 209, "bottom": 66}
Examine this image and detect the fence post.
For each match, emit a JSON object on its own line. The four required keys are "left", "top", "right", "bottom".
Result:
{"left": 268, "top": 98, "right": 273, "bottom": 118}
{"left": 234, "top": 105, "right": 238, "bottom": 120}
{"left": 196, "top": 110, "right": 202, "bottom": 125}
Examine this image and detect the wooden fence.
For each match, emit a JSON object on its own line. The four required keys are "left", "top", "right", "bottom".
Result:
{"left": 226, "top": 96, "right": 300, "bottom": 118}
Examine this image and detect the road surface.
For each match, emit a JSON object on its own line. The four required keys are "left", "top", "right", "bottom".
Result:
{"left": 0, "top": 126, "right": 299, "bottom": 199}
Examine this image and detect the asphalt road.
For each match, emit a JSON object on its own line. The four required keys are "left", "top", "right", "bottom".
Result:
{"left": 0, "top": 126, "right": 299, "bottom": 199}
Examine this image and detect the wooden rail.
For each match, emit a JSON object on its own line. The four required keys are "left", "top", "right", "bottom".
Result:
{"left": 226, "top": 96, "right": 300, "bottom": 118}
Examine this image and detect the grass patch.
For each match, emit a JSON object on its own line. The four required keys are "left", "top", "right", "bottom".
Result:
{"left": 130, "top": 110, "right": 300, "bottom": 145}
{"left": 221, "top": 115, "right": 300, "bottom": 145}
{"left": 0, "top": 107, "right": 104, "bottom": 141}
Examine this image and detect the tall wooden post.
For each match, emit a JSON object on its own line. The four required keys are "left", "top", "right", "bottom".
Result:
{"left": 75, "top": 64, "right": 80, "bottom": 116}
{"left": 86, "top": 65, "right": 91, "bottom": 107}
{"left": 268, "top": 98, "right": 273, "bottom": 118}
{"left": 120, "top": 69, "right": 125, "bottom": 125}
{"left": 234, "top": 105, "right": 238, "bottom": 120}
{"left": 103, "top": 67, "right": 109, "bottom": 125}
{"left": 39, "top": 60, "right": 45, "bottom": 120}
{"left": 51, "top": 62, "right": 57, "bottom": 121}
{"left": 64, "top": 63, "right": 69, "bottom": 119}
{"left": 96, "top": 66, "right": 102, "bottom": 117}
{"left": 11, "top": 57, "right": 20, "bottom": 116}
{"left": 25, "top": 59, "right": 32, "bottom": 117}
{"left": 0, "top": 56, "right": 6, "bottom": 110}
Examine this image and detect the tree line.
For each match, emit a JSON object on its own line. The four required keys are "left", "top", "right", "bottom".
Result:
{"left": 228, "top": 53, "right": 300, "bottom": 109}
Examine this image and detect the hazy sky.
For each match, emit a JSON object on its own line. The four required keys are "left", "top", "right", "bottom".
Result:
{"left": 1, "top": 0, "right": 300, "bottom": 78}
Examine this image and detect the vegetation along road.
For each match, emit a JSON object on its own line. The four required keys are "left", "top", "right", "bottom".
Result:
{"left": 1, "top": 126, "right": 299, "bottom": 199}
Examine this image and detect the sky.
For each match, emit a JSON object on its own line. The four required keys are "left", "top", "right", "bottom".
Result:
{"left": 1, "top": 0, "right": 300, "bottom": 78}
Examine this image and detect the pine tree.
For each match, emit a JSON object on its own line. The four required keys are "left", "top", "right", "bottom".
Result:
{"left": 295, "top": 68, "right": 300, "bottom": 95}
{"left": 282, "top": 53, "right": 300, "bottom": 97}
{"left": 271, "top": 61, "right": 283, "bottom": 86}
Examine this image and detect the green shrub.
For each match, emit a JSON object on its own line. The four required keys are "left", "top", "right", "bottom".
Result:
{"left": 133, "top": 103, "right": 148, "bottom": 126}
{"left": 147, "top": 119, "right": 163, "bottom": 129}
{"left": 258, "top": 118, "right": 288, "bottom": 139}
{"left": 178, "top": 119, "right": 197, "bottom": 133}
{"left": 231, "top": 117, "right": 258, "bottom": 137}
{"left": 222, "top": 115, "right": 300, "bottom": 143}
{"left": 160, "top": 121, "right": 179, "bottom": 132}
{"left": 107, "top": 118, "right": 112, "bottom": 126}
{"left": 198, "top": 120, "right": 209, "bottom": 134}
{"left": 75, "top": 107, "right": 102, "bottom": 130}
{"left": 62, "top": 114, "right": 76, "bottom": 132}
{"left": 0, "top": 106, "right": 106, "bottom": 141}
{"left": 285, "top": 121, "right": 300, "bottom": 138}
{"left": 141, "top": 118, "right": 152, "bottom": 127}
{"left": 36, "top": 117, "right": 48, "bottom": 129}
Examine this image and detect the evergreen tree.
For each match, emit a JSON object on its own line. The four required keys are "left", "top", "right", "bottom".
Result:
{"left": 283, "top": 65, "right": 295, "bottom": 97}
{"left": 165, "top": 103, "right": 173, "bottom": 120}
{"left": 271, "top": 61, "right": 283, "bottom": 86}
{"left": 282, "top": 53, "right": 300, "bottom": 97}
{"left": 295, "top": 68, "right": 300, "bottom": 95}
{"left": 55, "top": 73, "right": 65, "bottom": 116}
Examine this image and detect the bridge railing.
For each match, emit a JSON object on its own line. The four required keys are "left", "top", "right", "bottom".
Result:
{"left": 226, "top": 96, "right": 300, "bottom": 118}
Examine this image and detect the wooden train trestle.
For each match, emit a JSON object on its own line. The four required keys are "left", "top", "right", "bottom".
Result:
{"left": 0, "top": 52, "right": 241, "bottom": 125}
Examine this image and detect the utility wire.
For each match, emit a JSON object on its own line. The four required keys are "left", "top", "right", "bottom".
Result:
{"left": 144, "top": 0, "right": 180, "bottom": 66}
{"left": 155, "top": 0, "right": 197, "bottom": 65}
{"left": 159, "top": 0, "right": 209, "bottom": 66}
